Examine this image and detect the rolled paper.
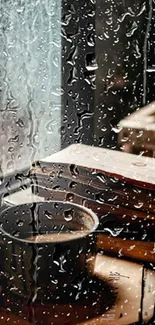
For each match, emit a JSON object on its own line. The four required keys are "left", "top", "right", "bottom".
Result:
{"left": 97, "top": 234, "right": 155, "bottom": 263}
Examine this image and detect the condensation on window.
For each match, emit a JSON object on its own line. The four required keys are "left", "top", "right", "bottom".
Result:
{"left": 0, "top": 0, "right": 61, "bottom": 175}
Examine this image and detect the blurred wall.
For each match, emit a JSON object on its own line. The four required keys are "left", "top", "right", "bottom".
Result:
{"left": 95, "top": 0, "right": 147, "bottom": 149}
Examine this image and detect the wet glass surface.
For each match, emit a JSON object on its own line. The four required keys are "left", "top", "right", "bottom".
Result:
{"left": 0, "top": 0, "right": 155, "bottom": 324}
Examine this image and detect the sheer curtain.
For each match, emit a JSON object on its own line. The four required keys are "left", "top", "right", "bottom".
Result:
{"left": 0, "top": 0, "right": 61, "bottom": 175}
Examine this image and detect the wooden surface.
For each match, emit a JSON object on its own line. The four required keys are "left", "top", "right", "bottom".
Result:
{"left": 0, "top": 254, "right": 148, "bottom": 325}
{"left": 0, "top": 255, "right": 115, "bottom": 325}
{"left": 0, "top": 309, "right": 32, "bottom": 325}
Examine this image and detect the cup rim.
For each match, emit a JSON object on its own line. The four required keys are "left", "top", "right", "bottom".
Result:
{"left": 0, "top": 200, "right": 99, "bottom": 244}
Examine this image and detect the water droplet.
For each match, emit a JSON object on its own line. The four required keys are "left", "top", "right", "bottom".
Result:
{"left": 51, "top": 86, "right": 64, "bottom": 96}
{"left": 126, "top": 21, "right": 138, "bottom": 37}
{"left": 111, "top": 125, "right": 122, "bottom": 134}
{"left": 64, "top": 209, "right": 73, "bottom": 221}
{"left": 46, "top": 119, "right": 57, "bottom": 134}
{"left": 66, "top": 193, "right": 74, "bottom": 202}
{"left": 9, "top": 286, "right": 18, "bottom": 291}
{"left": 69, "top": 181, "right": 77, "bottom": 189}
{"left": 104, "top": 227, "right": 124, "bottom": 237}
{"left": 69, "top": 164, "right": 79, "bottom": 177}
{"left": 16, "top": 118, "right": 24, "bottom": 128}
{"left": 85, "top": 53, "right": 98, "bottom": 71}
{"left": 127, "top": 245, "right": 135, "bottom": 251}
{"left": 108, "top": 195, "right": 118, "bottom": 202}
{"left": 118, "top": 249, "right": 123, "bottom": 257}
{"left": 118, "top": 9, "right": 134, "bottom": 23}
{"left": 98, "top": 34, "right": 104, "bottom": 40}
{"left": 44, "top": 210, "right": 53, "bottom": 220}
{"left": 8, "top": 135, "right": 19, "bottom": 143}
{"left": 12, "top": 231, "right": 20, "bottom": 238}
{"left": 16, "top": 220, "right": 24, "bottom": 227}
{"left": 134, "top": 202, "right": 144, "bottom": 209}
{"left": 97, "top": 173, "right": 106, "bottom": 183}
{"left": 110, "top": 177, "right": 119, "bottom": 184}
{"left": 8, "top": 147, "right": 14, "bottom": 153}
{"left": 6, "top": 160, "right": 14, "bottom": 171}
{"left": 54, "top": 203, "right": 59, "bottom": 209}
{"left": 87, "top": 33, "right": 95, "bottom": 47}
{"left": 132, "top": 162, "right": 146, "bottom": 167}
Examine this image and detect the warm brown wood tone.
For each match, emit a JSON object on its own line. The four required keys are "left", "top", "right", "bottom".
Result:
{"left": 0, "top": 308, "right": 32, "bottom": 325}
{"left": 1, "top": 304, "right": 101, "bottom": 325}
{"left": 97, "top": 234, "right": 155, "bottom": 263}
{"left": 0, "top": 269, "right": 114, "bottom": 325}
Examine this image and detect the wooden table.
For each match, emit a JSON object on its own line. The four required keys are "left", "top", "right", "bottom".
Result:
{"left": 1, "top": 253, "right": 153, "bottom": 325}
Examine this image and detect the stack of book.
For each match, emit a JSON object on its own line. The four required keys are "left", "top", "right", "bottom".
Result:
{"left": 118, "top": 101, "right": 155, "bottom": 156}
{"left": 31, "top": 144, "right": 155, "bottom": 214}
{"left": 30, "top": 144, "right": 155, "bottom": 263}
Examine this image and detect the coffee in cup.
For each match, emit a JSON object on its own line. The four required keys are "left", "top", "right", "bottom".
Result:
{"left": 0, "top": 201, "right": 99, "bottom": 303}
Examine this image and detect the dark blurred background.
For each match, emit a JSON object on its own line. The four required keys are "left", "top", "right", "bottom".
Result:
{"left": 61, "top": 0, "right": 152, "bottom": 150}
